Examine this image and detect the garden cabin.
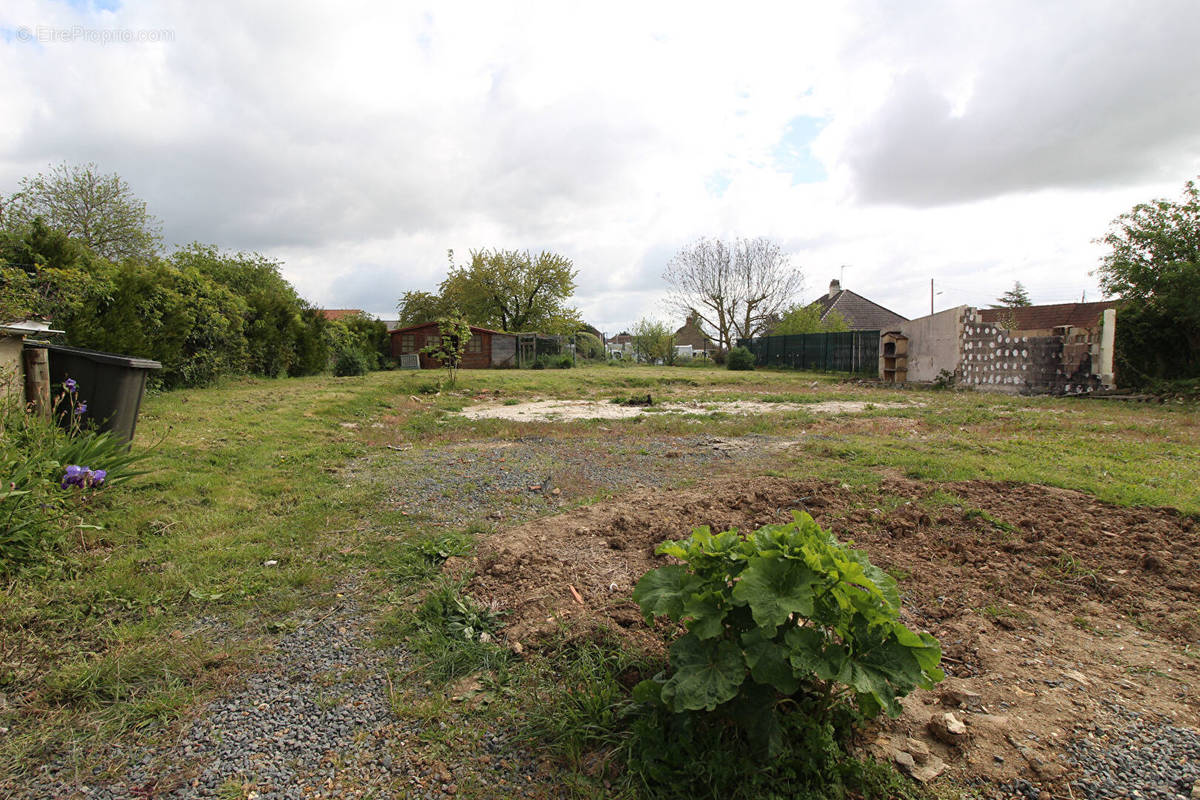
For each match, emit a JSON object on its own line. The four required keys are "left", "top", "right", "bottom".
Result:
{"left": 389, "top": 322, "right": 517, "bottom": 369}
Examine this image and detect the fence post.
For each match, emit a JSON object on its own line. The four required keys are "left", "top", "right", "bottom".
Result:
{"left": 23, "top": 347, "right": 51, "bottom": 419}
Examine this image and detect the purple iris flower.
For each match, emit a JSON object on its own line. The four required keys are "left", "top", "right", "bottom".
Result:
{"left": 63, "top": 378, "right": 77, "bottom": 393}
{"left": 75, "top": 402, "right": 87, "bottom": 415}
{"left": 61, "top": 465, "right": 86, "bottom": 489}
{"left": 60, "top": 465, "right": 107, "bottom": 490}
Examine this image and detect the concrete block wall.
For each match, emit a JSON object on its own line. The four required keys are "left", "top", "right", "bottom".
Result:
{"left": 896, "top": 306, "right": 967, "bottom": 383}
{"left": 959, "top": 313, "right": 1103, "bottom": 395}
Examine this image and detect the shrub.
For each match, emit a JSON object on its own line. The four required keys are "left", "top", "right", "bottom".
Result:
{"left": 633, "top": 513, "right": 942, "bottom": 754}
{"left": 557, "top": 354, "right": 574, "bottom": 369}
{"left": 333, "top": 349, "right": 370, "bottom": 377}
{"left": 711, "top": 348, "right": 727, "bottom": 366}
{"left": 726, "top": 346, "right": 756, "bottom": 371}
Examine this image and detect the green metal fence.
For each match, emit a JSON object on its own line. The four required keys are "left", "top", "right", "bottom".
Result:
{"left": 737, "top": 331, "right": 880, "bottom": 374}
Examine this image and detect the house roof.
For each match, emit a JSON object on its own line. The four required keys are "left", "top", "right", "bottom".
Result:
{"left": 813, "top": 290, "right": 908, "bottom": 331}
{"left": 673, "top": 315, "right": 714, "bottom": 349}
{"left": 388, "top": 321, "right": 509, "bottom": 336}
{"left": 976, "top": 301, "right": 1116, "bottom": 331}
{"left": 320, "top": 308, "right": 366, "bottom": 321}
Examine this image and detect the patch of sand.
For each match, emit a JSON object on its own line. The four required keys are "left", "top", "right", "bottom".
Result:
{"left": 456, "top": 399, "right": 913, "bottom": 421}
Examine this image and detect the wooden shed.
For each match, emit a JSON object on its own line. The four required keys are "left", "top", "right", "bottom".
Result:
{"left": 389, "top": 322, "right": 517, "bottom": 369}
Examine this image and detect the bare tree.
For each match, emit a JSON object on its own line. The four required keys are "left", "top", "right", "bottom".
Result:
{"left": 663, "top": 237, "right": 803, "bottom": 350}
{"left": 731, "top": 238, "right": 803, "bottom": 341}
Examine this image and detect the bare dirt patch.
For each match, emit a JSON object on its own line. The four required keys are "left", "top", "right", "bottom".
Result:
{"left": 455, "top": 399, "right": 912, "bottom": 422}
{"left": 452, "top": 476, "right": 1200, "bottom": 792}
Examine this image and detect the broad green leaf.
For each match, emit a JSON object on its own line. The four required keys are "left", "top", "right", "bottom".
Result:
{"left": 656, "top": 538, "right": 694, "bottom": 560}
{"left": 726, "top": 680, "right": 784, "bottom": 757}
{"left": 661, "top": 635, "right": 745, "bottom": 712}
{"left": 784, "top": 625, "right": 826, "bottom": 675}
{"left": 741, "top": 628, "right": 800, "bottom": 694}
{"left": 632, "top": 565, "right": 700, "bottom": 623}
{"left": 849, "top": 662, "right": 902, "bottom": 717}
{"left": 632, "top": 678, "right": 664, "bottom": 706}
{"left": 682, "top": 590, "right": 729, "bottom": 640}
{"left": 731, "top": 557, "right": 817, "bottom": 629}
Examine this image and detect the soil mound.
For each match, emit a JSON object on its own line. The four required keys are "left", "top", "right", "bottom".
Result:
{"left": 454, "top": 475, "right": 1200, "bottom": 791}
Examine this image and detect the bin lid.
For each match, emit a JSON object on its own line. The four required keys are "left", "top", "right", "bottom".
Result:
{"left": 26, "top": 342, "right": 162, "bottom": 370}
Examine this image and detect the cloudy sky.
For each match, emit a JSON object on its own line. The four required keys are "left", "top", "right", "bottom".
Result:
{"left": 3, "top": 1, "right": 1199, "bottom": 333}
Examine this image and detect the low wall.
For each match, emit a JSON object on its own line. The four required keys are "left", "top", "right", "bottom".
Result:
{"left": 896, "top": 306, "right": 966, "bottom": 382}
{"left": 960, "top": 312, "right": 1104, "bottom": 395}
{"left": 895, "top": 306, "right": 1112, "bottom": 394}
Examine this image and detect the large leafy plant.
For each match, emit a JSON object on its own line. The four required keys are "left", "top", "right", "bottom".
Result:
{"left": 633, "top": 512, "right": 942, "bottom": 750}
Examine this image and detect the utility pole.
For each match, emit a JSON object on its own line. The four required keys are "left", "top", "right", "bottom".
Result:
{"left": 930, "top": 278, "right": 934, "bottom": 316}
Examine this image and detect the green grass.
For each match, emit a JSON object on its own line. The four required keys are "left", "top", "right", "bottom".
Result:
{"left": 1, "top": 363, "right": 1196, "bottom": 792}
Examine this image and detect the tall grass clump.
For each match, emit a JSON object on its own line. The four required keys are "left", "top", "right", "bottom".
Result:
{"left": 1, "top": 375, "right": 147, "bottom": 574}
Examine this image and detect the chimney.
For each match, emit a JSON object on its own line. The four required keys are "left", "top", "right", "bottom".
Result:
{"left": 828, "top": 279, "right": 841, "bottom": 298}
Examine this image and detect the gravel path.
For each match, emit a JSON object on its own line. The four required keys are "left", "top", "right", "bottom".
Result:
{"left": 372, "top": 433, "right": 785, "bottom": 528}
{"left": 13, "top": 586, "right": 550, "bottom": 799}
{"left": 988, "top": 705, "right": 1200, "bottom": 800}
{"left": 1065, "top": 709, "right": 1200, "bottom": 800}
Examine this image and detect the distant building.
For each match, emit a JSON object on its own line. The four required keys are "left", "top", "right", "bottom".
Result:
{"left": 811, "top": 279, "right": 908, "bottom": 331}
{"left": 673, "top": 312, "right": 714, "bottom": 355}
{"left": 319, "top": 309, "right": 367, "bottom": 322}
{"left": 606, "top": 332, "right": 634, "bottom": 360}
{"left": 390, "top": 322, "right": 517, "bottom": 369}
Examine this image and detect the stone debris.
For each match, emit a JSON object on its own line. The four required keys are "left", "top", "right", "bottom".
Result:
{"left": 928, "top": 711, "right": 968, "bottom": 745}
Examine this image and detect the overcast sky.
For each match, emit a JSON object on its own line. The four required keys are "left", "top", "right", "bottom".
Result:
{"left": 3, "top": 1, "right": 1199, "bottom": 332}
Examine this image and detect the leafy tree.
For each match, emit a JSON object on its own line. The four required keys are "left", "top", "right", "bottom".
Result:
{"left": 0, "top": 219, "right": 112, "bottom": 328}
{"left": 62, "top": 258, "right": 248, "bottom": 388}
{"left": 772, "top": 304, "right": 849, "bottom": 335}
{"left": 664, "top": 237, "right": 804, "bottom": 351}
{"left": 631, "top": 318, "right": 676, "bottom": 364}
{"left": 1097, "top": 177, "right": 1200, "bottom": 380}
{"left": 289, "top": 306, "right": 331, "bottom": 377}
{"left": 573, "top": 330, "right": 605, "bottom": 360}
{"left": 421, "top": 314, "right": 472, "bottom": 384}
{"left": 990, "top": 281, "right": 1032, "bottom": 308}
{"left": 2, "top": 162, "right": 162, "bottom": 261}
{"left": 396, "top": 289, "right": 452, "bottom": 328}
{"left": 0, "top": 217, "right": 96, "bottom": 275}
{"left": 328, "top": 312, "right": 389, "bottom": 371}
{"left": 173, "top": 244, "right": 307, "bottom": 377}
{"left": 402, "top": 248, "right": 581, "bottom": 333}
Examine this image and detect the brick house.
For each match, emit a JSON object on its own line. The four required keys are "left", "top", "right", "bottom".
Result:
{"left": 673, "top": 312, "right": 714, "bottom": 355}
{"left": 389, "top": 322, "right": 517, "bottom": 369}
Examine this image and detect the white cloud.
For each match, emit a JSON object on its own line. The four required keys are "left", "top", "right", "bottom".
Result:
{"left": 1, "top": 0, "right": 1198, "bottom": 334}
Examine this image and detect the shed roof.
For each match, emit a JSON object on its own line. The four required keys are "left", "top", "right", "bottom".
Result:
{"left": 388, "top": 321, "right": 510, "bottom": 336}
{"left": 976, "top": 301, "right": 1116, "bottom": 331}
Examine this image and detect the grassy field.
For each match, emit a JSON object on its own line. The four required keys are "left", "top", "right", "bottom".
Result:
{"left": 1, "top": 363, "right": 1196, "bottom": 794}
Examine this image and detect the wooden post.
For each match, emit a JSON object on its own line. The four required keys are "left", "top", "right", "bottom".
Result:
{"left": 23, "top": 347, "right": 51, "bottom": 419}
